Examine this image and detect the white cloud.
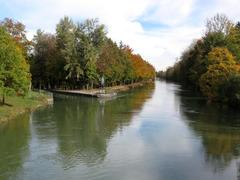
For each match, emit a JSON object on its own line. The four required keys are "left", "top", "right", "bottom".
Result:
{"left": 142, "top": 0, "right": 197, "bottom": 26}
{"left": 2, "top": 0, "right": 240, "bottom": 70}
{"left": 201, "top": 0, "right": 240, "bottom": 21}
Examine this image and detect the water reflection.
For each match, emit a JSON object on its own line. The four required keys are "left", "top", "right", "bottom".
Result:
{"left": 178, "top": 88, "right": 240, "bottom": 173}
{"left": 32, "top": 85, "right": 155, "bottom": 168}
{"left": 1, "top": 81, "right": 240, "bottom": 180}
{"left": 0, "top": 114, "right": 30, "bottom": 180}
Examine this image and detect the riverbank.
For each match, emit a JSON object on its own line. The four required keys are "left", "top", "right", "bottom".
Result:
{"left": 0, "top": 91, "right": 53, "bottom": 123}
{"left": 52, "top": 81, "right": 153, "bottom": 97}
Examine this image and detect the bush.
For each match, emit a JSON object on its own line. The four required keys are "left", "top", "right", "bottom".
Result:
{"left": 219, "top": 74, "right": 240, "bottom": 107}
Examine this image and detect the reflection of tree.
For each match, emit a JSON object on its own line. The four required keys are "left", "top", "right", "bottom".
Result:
{"left": 33, "top": 84, "right": 154, "bottom": 168}
{"left": 179, "top": 89, "right": 240, "bottom": 173}
{"left": 237, "top": 162, "right": 240, "bottom": 180}
{"left": 0, "top": 114, "right": 30, "bottom": 180}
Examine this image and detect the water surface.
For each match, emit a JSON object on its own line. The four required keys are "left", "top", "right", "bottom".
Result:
{"left": 1, "top": 81, "right": 240, "bottom": 180}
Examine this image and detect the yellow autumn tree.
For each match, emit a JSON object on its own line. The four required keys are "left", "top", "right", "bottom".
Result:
{"left": 208, "top": 47, "right": 236, "bottom": 65}
{"left": 200, "top": 47, "right": 240, "bottom": 100}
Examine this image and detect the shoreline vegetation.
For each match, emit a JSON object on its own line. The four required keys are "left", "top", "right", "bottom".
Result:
{"left": 0, "top": 91, "right": 52, "bottom": 123}
{"left": 158, "top": 14, "right": 240, "bottom": 108}
{"left": 52, "top": 80, "right": 154, "bottom": 97}
{"left": 0, "top": 81, "right": 153, "bottom": 122}
{"left": 0, "top": 16, "right": 155, "bottom": 121}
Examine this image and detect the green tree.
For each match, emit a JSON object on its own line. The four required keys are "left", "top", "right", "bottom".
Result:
{"left": 56, "top": 16, "right": 76, "bottom": 87}
{"left": 29, "top": 16, "right": 155, "bottom": 90}
{"left": 0, "top": 18, "right": 32, "bottom": 57}
{"left": 75, "top": 19, "right": 106, "bottom": 89}
{"left": 226, "top": 24, "right": 240, "bottom": 60}
{"left": 159, "top": 14, "right": 240, "bottom": 107}
{"left": 64, "top": 62, "right": 83, "bottom": 82}
{"left": 0, "top": 28, "right": 30, "bottom": 105}
{"left": 200, "top": 64, "right": 233, "bottom": 100}
{"left": 31, "top": 29, "right": 57, "bottom": 89}
{"left": 219, "top": 74, "right": 240, "bottom": 106}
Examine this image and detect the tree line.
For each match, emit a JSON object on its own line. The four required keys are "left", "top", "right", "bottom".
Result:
{"left": 158, "top": 14, "right": 240, "bottom": 107}
{"left": 31, "top": 17, "right": 155, "bottom": 89}
{"left": 0, "top": 17, "right": 155, "bottom": 104}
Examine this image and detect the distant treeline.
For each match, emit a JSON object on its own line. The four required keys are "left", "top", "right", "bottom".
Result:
{"left": 0, "top": 17, "right": 155, "bottom": 103}
{"left": 158, "top": 14, "right": 240, "bottom": 107}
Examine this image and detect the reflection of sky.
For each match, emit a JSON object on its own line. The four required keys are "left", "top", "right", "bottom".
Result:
{"left": 102, "top": 81, "right": 239, "bottom": 180}
{"left": 6, "top": 81, "right": 240, "bottom": 180}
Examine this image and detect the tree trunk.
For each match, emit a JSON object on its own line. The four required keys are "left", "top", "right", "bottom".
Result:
{"left": 39, "top": 80, "right": 42, "bottom": 90}
{"left": 91, "top": 81, "right": 93, "bottom": 89}
{"left": 29, "top": 82, "right": 32, "bottom": 91}
{"left": 2, "top": 94, "right": 5, "bottom": 105}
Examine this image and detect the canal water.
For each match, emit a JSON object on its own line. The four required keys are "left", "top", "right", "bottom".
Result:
{"left": 1, "top": 81, "right": 240, "bottom": 180}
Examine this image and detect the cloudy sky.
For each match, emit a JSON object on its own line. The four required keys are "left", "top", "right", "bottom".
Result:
{"left": 1, "top": 0, "right": 240, "bottom": 70}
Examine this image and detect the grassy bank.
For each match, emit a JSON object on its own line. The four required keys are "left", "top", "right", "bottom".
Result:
{"left": 0, "top": 91, "right": 52, "bottom": 123}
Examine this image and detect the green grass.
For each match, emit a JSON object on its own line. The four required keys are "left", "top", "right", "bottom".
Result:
{"left": 0, "top": 91, "right": 51, "bottom": 122}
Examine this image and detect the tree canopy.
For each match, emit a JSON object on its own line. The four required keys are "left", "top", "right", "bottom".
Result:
{"left": 0, "top": 27, "right": 30, "bottom": 104}
{"left": 0, "top": 18, "right": 32, "bottom": 57}
{"left": 158, "top": 14, "right": 240, "bottom": 107}
{"left": 30, "top": 16, "right": 155, "bottom": 89}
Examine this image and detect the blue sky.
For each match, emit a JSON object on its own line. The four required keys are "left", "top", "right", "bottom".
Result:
{"left": 1, "top": 0, "right": 240, "bottom": 70}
